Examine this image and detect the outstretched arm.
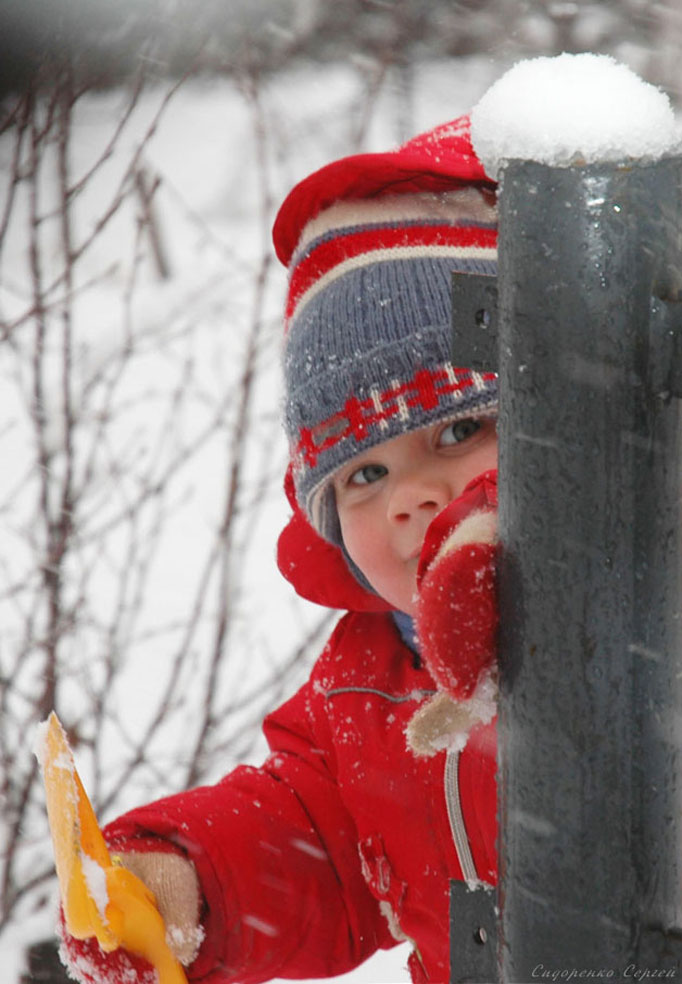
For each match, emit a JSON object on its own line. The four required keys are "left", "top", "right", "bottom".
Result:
{"left": 60, "top": 648, "right": 395, "bottom": 984}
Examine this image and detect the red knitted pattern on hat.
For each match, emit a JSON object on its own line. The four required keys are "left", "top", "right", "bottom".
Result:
{"left": 286, "top": 222, "right": 497, "bottom": 326}
{"left": 294, "top": 365, "right": 496, "bottom": 470}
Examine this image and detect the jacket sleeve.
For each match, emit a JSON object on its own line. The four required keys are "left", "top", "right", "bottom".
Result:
{"left": 104, "top": 622, "right": 396, "bottom": 984}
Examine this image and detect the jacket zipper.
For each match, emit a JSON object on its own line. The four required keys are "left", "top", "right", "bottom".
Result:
{"left": 444, "top": 749, "right": 478, "bottom": 885}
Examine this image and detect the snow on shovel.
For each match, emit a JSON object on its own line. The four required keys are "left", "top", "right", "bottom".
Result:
{"left": 36, "top": 711, "right": 188, "bottom": 984}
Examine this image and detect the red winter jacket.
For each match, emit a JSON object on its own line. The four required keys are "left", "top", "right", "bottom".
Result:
{"left": 105, "top": 489, "right": 498, "bottom": 984}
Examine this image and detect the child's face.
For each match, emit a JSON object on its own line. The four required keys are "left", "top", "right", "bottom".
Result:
{"left": 333, "top": 417, "right": 498, "bottom": 616}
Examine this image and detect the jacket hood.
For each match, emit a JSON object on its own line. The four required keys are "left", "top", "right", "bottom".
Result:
{"left": 277, "top": 467, "right": 393, "bottom": 612}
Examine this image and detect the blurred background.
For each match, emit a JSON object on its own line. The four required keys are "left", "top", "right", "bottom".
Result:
{"left": 2, "top": 0, "right": 682, "bottom": 100}
{"left": 0, "top": 1, "right": 679, "bottom": 981}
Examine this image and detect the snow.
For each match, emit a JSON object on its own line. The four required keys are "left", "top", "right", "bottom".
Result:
{"left": 441, "top": 671, "right": 497, "bottom": 755}
{"left": 80, "top": 855, "right": 110, "bottom": 923}
{"left": 166, "top": 921, "right": 205, "bottom": 963}
{"left": 273, "top": 946, "right": 412, "bottom": 984}
{"left": 470, "top": 53, "right": 680, "bottom": 178}
{"left": 33, "top": 718, "right": 74, "bottom": 777}
{"left": 32, "top": 720, "right": 51, "bottom": 770}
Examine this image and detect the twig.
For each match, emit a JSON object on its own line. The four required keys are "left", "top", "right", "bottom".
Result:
{"left": 134, "top": 164, "right": 171, "bottom": 280}
{"left": 184, "top": 68, "right": 275, "bottom": 788}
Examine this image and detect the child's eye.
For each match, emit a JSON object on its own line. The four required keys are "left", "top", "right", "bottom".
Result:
{"left": 348, "top": 463, "right": 388, "bottom": 486}
{"left": 438, "top": 418, "right": 481, "bottom": 446}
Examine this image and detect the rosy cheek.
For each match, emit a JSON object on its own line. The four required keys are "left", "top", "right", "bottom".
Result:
{"left": 337, "top": 519, "right": 367, "bottom": 571}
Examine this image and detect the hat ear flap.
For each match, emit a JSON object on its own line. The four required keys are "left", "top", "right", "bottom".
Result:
{"left": 278, "top": 467, "right": 393, "bottom": 612}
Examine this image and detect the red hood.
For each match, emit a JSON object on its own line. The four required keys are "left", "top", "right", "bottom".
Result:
{"left": 277, "top": 467, "right": 393, "bottom": 612}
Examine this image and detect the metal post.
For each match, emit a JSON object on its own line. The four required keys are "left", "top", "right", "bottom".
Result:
{"left": 496, "top": 157, "right": 682, "bottom": 979}
{"left": 450, "top": 155, "right": 682, "bottom": 982}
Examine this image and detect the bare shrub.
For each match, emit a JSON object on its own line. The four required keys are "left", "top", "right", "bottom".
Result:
{"left": 0, "top": 59, "right": 336, "bottom": 945}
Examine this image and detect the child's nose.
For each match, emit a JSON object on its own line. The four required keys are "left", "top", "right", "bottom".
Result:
{"left": 388, "top": 473, "right": 451, "bottom": 524}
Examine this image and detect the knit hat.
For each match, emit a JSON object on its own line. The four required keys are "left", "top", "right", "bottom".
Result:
{"left": 273, "top": 114, "right": 498, "bottom": 544}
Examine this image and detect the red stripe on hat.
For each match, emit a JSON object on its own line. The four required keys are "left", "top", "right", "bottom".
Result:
{"left": 286, "top": 223, "right": 497, "bottom": 325}
{"left": 294, "top": 365, "right": 496, "bottom": 469}
{"left": 273, "top": 114, "right": 494, "bottom": 266}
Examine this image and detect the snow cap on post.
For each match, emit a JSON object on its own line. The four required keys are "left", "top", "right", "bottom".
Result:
{"left": 471, "top": 53, "right": 679, "bottom": 179}
{"left": 274, "top": 116, "right": 498, "bottom": 545}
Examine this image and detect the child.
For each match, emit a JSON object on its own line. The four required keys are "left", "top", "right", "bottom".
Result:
{"left": 60, "top": 113, "right": 500, "bottom": 984}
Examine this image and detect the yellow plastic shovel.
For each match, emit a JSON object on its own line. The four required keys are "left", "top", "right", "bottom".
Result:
{"left": 38, "top": 711, "right": 187, "bottom": 984}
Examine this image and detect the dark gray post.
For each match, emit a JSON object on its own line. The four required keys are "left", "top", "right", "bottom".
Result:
{"left": 450, "top": 156, "right": 682, "bottom": 982}
{"left": 496, "top": 157, "right": 682, "bottom": 979}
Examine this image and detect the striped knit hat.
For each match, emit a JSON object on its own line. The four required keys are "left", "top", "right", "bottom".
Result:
{"left": 273, "top": 114, "right": 498, "bottom": 544}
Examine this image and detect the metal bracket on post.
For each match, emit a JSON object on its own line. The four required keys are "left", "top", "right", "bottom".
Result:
{"left": 449, "top": 881, "right": 498, "bottom": 984}
{"left": 451, "top": 272, "right": 499, "bottom": 373}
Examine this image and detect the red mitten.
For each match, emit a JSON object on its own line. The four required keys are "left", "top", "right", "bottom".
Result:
{"left": 415, "top": 469, "right": 498, "bottom": 700}
{"left": 57, "top": 836, "right": 202, "bottom": 984}
{"left": 58, "top": 912, "right": 157, "bottom": 984}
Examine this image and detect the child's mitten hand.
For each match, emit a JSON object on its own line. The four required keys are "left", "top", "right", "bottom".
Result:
{"left": 415, "top": 469, "right": 498, "bottom": 700}
{"left": 58, "top": 847, "right": 202, "bottom": 983}
{"left": 58, "top": 914, "right": 158, "bottom": 984}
